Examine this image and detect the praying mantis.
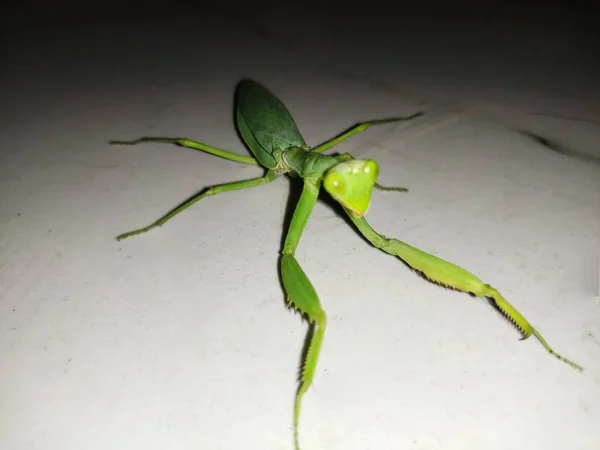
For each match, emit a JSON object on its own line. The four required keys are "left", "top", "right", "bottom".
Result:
{"left": 111, "top": 79, "right": 583, "bottom": 450}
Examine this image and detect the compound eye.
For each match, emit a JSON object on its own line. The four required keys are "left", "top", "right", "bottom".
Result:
{"left": 324, "top": 172, "right": 345, "bottom": 193}
{"left": 364, "top": 160, "right": 378, "bottom": 177}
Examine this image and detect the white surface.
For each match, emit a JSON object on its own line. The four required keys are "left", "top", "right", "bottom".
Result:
{"left": 1, "top": 11, "right": 599, "bottom": 450}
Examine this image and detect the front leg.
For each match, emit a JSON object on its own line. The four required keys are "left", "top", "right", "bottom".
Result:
{"left": 280, "top": 180, "right": 328, "bottom": 450}
{"left": 345, "top": 212, "right": 583, "bottom": 372}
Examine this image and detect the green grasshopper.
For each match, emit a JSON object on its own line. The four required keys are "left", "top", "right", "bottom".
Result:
{"left": 111, "top": 79, "right": 582, "bottom": 449}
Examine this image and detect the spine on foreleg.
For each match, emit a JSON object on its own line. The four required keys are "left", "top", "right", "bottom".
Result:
{"left": 479, "top": 285, "right": 533, "bottom": 338}
{"left": 384, "top": 238, "right": 533, "bottom": 337}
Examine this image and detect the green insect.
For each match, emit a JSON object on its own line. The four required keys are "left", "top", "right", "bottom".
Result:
{"left": 111, "top": 80, "right": 582, "bottom": 449}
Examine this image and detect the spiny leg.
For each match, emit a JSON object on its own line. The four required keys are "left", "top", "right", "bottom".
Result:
{"left": 281, "top": 255, "right": 326, "bottom": 450}
{"left": 117, "top": 170, "right": 279, "bottom": 241}
{"left": 280, "top": 180, "right": 327, "bottom": 450}
{"left": 110, "top": 137, "right": 259, "bottom": 165}
{"left": 344, "top": 211, "right": 583, "bottom": 372}
{"left": 310, "top": 112, "right": 424, "bottom": 154}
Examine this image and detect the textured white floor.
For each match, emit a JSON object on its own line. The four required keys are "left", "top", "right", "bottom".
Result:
{"left": 1, "top": 9, "right": 599, "bottom": 450}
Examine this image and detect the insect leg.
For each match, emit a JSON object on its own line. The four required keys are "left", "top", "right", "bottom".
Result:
{"left": 280, "top": 180, "right": 327, "bottom": 450}
{"left": 310, "top": 112, "right": 424, "bottom": 154}
{"left": 116, "top": 170, "right": 279, "bottom": 241}
{"left": 345, "top": 211, "right": 583, "bottom": 371}
{"left": 110, "top": 137, "right": 259, "bottom": 165}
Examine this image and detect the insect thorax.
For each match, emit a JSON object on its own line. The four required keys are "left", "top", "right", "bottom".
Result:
{"left": 282, "top": 146, "right": 339, "bottom": 179}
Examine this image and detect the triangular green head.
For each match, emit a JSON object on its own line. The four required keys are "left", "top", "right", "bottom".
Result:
{"left": 323, "top": 159, "right": 379, "bottom": 218}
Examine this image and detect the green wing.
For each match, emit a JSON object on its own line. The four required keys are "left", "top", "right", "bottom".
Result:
{"left": 236, "top": 80, "right": 307, "bottom": 169}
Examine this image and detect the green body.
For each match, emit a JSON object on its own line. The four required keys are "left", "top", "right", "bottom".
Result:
{"left": 237, "top": 80, "right": 309, "bottom": 170}
{"left": 111, "top": 80, "right": 582, "bottom": 450}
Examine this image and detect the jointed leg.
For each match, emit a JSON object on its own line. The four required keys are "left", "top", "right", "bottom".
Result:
{"left": 117, "top": 170, "right": 279, "bottom": 241}
{"left": 280, "top": 180, "right": 327, "bottom": 450}
{"left": 310, "top": 112, "right": 424, "bottom": 154}
{"left": 110, "top": 137, "right": 259, "bottom": 165}
{"left": 345, "top": 211, "right": 583, "bottom": 372}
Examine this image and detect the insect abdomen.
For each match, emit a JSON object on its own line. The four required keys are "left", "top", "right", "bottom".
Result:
{"left": 236, "top": 80, "right": 308, "bottom": 168}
